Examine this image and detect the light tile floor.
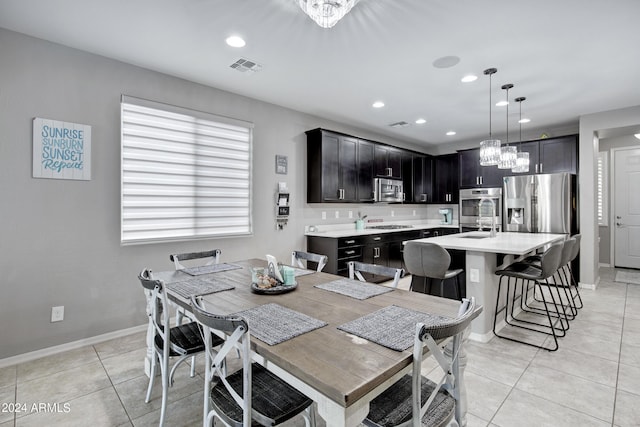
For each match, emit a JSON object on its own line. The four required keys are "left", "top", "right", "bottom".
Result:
{"left": 1, "top": 267, "right": 639, "bottom": 426}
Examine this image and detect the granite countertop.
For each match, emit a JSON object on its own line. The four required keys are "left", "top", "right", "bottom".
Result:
{"left": 305, "top": 221, "right": 459, "bottom": 238}
{"left": 412, "top": 231, "right": 566, "bottom": 255}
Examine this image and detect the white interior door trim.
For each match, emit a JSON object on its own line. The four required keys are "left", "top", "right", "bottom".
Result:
{"left": 610, "top": 146, "right": 640, "bottom": 268}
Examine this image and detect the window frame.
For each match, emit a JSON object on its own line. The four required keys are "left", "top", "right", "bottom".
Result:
{"left": 597, "top": 150, "right": 608, "bottom": 226}
{"left": 120, "top": 95, "right": 253, "bottom": 245}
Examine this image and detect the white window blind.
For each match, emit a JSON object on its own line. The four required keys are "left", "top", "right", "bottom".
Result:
{"left": 597, "top": 151, "right": 608, "bottom": 226}
{"left": 121, "top": 96, "right": 253, "bottom": 244}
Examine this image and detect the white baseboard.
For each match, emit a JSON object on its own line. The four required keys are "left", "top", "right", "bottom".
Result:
{"left": 0, "top": 323, "right": 148, "bottom": 369}
{"left": 599, "top": 262, "right": 611, "bottom": 267}
{"left": 468, "top": 331, "right": 494, "bottom": 343}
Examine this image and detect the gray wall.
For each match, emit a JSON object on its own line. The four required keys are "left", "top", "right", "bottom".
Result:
{"left": 598, "top": 135, "right": 640, "bottom": 265}
{"left": 0, "top": 29, "right": 444, "bottom": 359}
{"left": 579, "top": 105, "right": 640, "bottom": 287}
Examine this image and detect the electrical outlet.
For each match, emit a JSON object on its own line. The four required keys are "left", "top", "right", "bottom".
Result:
{"left": 321, "top": 211, "right": 326, "bottom": 220}
{"left": 51, "top": 306, "right": 64, "bottom": 322}
{"left": 413, "top": 210, "right": 416, "bottom": 216}
{"left": 470, "top": 269, "right": 480, "bottom": 283}
{"left": 348, "top": 211, "right": 353, "bottom": 219}
{"left": 391, "top": 210, "right": 395, "bottom": 217}
{"left": 335, "top": 211, "right": 339, "bottom": 219}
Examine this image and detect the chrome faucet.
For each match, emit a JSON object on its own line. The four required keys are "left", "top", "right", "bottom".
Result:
{"left": 478, "top": 197, "right": 497, "bottom": 237}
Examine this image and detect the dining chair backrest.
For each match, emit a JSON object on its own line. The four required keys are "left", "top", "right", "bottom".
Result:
{"left": 190, "top": 296, "right": 252, "bottom": 427}
{"left": 403, "top": 241, "right": 451, "bottom": 280}
{"left": 412, "top": 297, "right": 482, "bottom": 426}
{"left": 169, "top": 249, "right": 221, "bottom": 270}
{"left": 539, "top": 241, "right": 565, "bottom": 279}
{"left": 291, "top": 250, "right": 328, "bottom": 272}
{"left": 138, "top": 269, "right": 170, "bottom": 355}
{"left": 348, "top": 261, "right": 405, "bottom": 288}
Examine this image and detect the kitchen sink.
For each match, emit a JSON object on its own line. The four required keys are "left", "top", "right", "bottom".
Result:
{"left": 458, "top": 233, "right": 492, "bottom": 239}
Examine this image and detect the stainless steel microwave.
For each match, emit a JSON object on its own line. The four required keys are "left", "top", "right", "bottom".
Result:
{"left": 374, "top": 178, "right": 404, "bottom": 203}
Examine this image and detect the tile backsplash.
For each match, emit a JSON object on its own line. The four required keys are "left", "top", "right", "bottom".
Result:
{"left": 301, "top": 204, "right": 458, "bottom": 227}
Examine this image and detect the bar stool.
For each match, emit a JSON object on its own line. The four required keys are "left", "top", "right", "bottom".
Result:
{"left": 565, "top": 234, "right": 583, "bottom": 309}
{"left": 493, "top": 241, "right": 565, "bottom": 351}
{"left": 521, "top": 238, "right": 577, "bottom": 323}
{"left": 403, "top": 241, "right": 464, "bottom": 300}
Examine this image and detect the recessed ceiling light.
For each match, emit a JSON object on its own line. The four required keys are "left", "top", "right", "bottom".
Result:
{"left": 635, "top": 133, "right": 640, "bottom": 140}
{"left": 432, "top": 56, "right": 460, "bottom": 69}
{"left": 519, "top": 118, "right": 531, "bottom": 124}
{"left": 225, "top": 36, "right": 246, "bottom": 48}
{"left": 372, "top": 101, "right": 385, "bottom": 108}
{"left": 461, "top": 75, "right": 477, "bottom": 83}
{"left": 496, "top": 101, "right": 509, "bottom": 107}
{"left": 415, "top": 118, "right": 427, "bottom": 124}
{"left": 446, "top": 131, "right": 456, "bottom": 136}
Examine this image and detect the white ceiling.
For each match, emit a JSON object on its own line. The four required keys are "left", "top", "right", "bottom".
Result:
{"left": 2, "top": 0, "right": 640, "bottom": 149}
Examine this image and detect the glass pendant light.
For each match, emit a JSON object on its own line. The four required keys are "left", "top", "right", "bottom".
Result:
{"left": 479, "top": 68, "right": 501, "bottom": 166}
{"left": 512, "top": 96, "right": 530, "bottom": 173}
{"left": 498, "top": 83, "right": 517, "bottom": 169}
{"left": 297, "top": 0, "right": 357, "bottom": 28}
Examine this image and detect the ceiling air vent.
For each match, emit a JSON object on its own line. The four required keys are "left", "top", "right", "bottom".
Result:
{"left": 389, "top": 121, "right": 410, "bottom": 128}
{"left": 230, "top": 58, "right": 263, "bottom": 73}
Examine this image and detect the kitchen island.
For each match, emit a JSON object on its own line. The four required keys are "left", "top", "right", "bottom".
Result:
{"left": 411, "top": 231, "right": 566, "bottom": 342}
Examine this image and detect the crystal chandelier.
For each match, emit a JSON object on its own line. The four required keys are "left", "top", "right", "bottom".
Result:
{"left": 297, "top": 0, "right": 357, "bottom": 28}
{"left": 498, "top": 83, "right": 517, "bottom": 169}
{"left": 512, "top": 96, "right": 530, "bottom": 173}
{"left": 479, "top": 68, "right": 501, "bottom": 166}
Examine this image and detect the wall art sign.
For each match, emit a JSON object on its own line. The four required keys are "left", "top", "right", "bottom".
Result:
{"left": 32, "top": 118, "right": 92, "bottom": 180}
{"left": 275, "top": 154, "right": 288, "bottom": 175}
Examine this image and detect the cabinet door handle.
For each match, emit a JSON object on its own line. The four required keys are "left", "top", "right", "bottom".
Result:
{"left": 535, "top": 163, "right": 538, "bottom": 173}
{"left": 345, "top": 240, "right": 356, "bottom": 244}
{"left": 421, "top": 194, "right": 427, "bottom": 202}
{"left": 479, "top": 176, "right": 483, "bottom": 185}
{"left": 385, "top": 167, "right": 392, "bottom": 176}
{"left": 476, "top": 176, "right": 479, "bottom": 185}
{"left": 373, "top": 237, "right": 382, "bottom": 241}
{"left": 539, "top": 163, "right": 543, "bottom": 173}
{"left": 345, "top": 250, "right": 356, "bottom": 255}
{"left": 374, "top": 247, "right": 380, "bottom": 258}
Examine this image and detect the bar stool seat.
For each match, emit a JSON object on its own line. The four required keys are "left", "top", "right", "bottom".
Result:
{"left": 403, "top": 241, "right": 464, "bottom": 300}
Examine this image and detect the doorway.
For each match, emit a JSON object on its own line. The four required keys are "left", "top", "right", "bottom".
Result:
{"left": 613, "top": 147, "right": 640, "bottom": 269}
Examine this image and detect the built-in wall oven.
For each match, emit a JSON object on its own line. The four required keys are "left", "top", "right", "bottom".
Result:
{"left": 459, "top": 188, "right": 503, "bottom": 232}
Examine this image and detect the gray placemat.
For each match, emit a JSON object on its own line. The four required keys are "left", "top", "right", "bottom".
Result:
{"left": 233, "top": 303, "right": 327, "bottom": 345}
{"left": 182, "top": 263, "right": 242, "bottom": 276}
{"left": 166, "top": 277, "right": 235, "bottom": 299}
{"left": 315, "top": 278, "right": 394, "bottom": 300}
{"left": 338, "top": 305, "right": 451, "bottom": 351}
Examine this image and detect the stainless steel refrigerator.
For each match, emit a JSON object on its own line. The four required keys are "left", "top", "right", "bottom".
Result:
{"left": 503, "top": 173, "right": 577, "bottom": 234}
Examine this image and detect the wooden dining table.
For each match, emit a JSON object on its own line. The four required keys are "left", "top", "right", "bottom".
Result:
{"left": 152, "top": 258, "right": 462, "bottom": 427}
